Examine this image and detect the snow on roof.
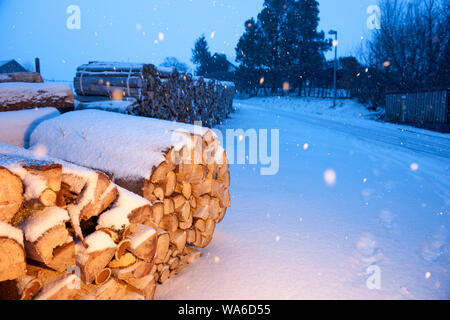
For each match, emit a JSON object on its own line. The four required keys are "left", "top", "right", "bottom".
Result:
{"left": 21, "top": 207, "right": 70, "bottom": 243}
{"left": 0, "top": 221, "right": 24, "bottom": 247}
{"left": 29, "top": 109, "right": 212, "bottom": 181}
{"left": 0, "top": 60, "right": 14, "bottom": 67}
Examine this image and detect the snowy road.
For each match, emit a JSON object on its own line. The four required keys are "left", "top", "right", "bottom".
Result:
{"left": 156, "top": 98, "right": 450, "bottom": 300}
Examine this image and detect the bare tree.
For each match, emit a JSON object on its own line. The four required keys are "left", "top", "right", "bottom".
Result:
{"left": 367, "top": 0, "right": 448, "bottom": 90}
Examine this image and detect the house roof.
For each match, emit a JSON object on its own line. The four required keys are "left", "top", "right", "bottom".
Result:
{"left": 0, "top": 60, "right": 14, "bottom": 67}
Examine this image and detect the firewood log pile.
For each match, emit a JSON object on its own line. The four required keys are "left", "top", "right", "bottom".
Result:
{"left": 0, "top": 143, "right": 205, "bottom": 300}
{"left": 73, "top": 61, "right": 235, "bottom": 127}
{"left": 0, "top": 82, "right": 74, "bottom": 112}
{"left": 0, "top": 72, "right": 43, "bottom": 84}
{"left": 29, "top": 110, "right": 231, "bottom": 287}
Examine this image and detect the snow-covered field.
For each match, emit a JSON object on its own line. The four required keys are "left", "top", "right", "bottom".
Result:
{"left": 156, "top": 97, "right": 449, "bottom": 300}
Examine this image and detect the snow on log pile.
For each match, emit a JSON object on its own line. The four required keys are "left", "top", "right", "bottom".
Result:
{"left": 0, "top": 143, "right": 203, "bottom": 300}
{"left": 30, "top": 110, "right": 230, "bottom": 283}
{"left": 74, "top": 61, "right": 235, "bottom": 127}
{"left": 0, "top": 82, "right": 74, "bottom": 112}
{"left": 0, "top": 72, "right": 43, "bottom": 84}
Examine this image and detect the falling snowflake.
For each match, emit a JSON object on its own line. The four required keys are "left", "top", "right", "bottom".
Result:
{"left": 324, "top": 169, "right": 337, "bottom": 186}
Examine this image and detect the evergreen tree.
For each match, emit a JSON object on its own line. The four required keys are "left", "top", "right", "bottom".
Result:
{"left": 191, "top": 35, "right": 212, "bottom": 77}
{"left": 235, "top": 0, "right": 330, "bottom": 94}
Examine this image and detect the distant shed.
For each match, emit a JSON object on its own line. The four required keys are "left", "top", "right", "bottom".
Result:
{"left": 0, "top": 59, "right": 27, "bottom": 73}
{"left": 385, "top": 88, "right": 449, "bottom": 132}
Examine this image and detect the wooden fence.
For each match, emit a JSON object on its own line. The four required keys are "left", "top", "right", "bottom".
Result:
{"left": 385, "top": 89, "right": 449, "bottom": 131}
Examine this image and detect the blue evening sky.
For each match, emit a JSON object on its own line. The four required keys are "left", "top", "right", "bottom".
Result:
{"left": 0, "top": 0, "right": 377, "bottom": 80}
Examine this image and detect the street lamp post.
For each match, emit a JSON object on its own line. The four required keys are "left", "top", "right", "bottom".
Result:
{"left": 329, "top": 30, "right": 338, "bottom": 108}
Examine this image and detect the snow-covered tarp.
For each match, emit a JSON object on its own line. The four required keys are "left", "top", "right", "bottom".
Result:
{"left": 0, "top": 107, "right": 61, "bottom": 147}
{"left": 29, "top": 109, "right": 212, "bottom": 182}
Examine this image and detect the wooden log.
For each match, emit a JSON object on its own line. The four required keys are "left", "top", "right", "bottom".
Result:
{"left": 0, "top": 275, "right": 42, "bottom": 300}
{"left": 76, "top": 231, "right": 117, "bottom": 284}
{"left": 160, "top": 214, "right": 178, "bottom": 233}
{"left": 47, "top": 238, "right": 76, "bottom": 272}
{"left": 158, "top": 265, "right": 170, "bottom": 284}
{"left": 125, "top": 273, "right": 156, "bottom": 300}
{"left": 0, "top": 167, "right": 23, "bottom": 224}
{"left": 110, "top": 260, "right": 153, "bottom": 280}
{"left": 82, "top": 278, "right": 128, "bottom": 300}
{"left": 108, "top": 252, "right": 137, "bottom": 269}
{"left": 169, "top": 230, "right": 187, "bottom": 252}
{"left": 76, "top": 172, "right": 118, "bottom": 221}
{"left": 96, "top": 186, "right": 152, "bottom": 235}
{"left": 126, "top": 223, "right": 157, "bottom": 263}
{"left": 95, "top": 268, "right": 111, "bottom": 285}
{"left": 0, "top": 222, "right": 26, "bottom": 282}
{"left": 34, "top": 274, "right": 80, "bottom": 300}
{"left": 74, "top": 75, "right": 143, "bottom": 89}
{"left": 21, "top": 207, "right": 70, "bottom": 266}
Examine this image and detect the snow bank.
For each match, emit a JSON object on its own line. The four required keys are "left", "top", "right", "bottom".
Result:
{"left": 235, "top": 96, "right": 380, "bottom": 121}
{"left": 0, "top": 221, "right": 24, "bottom": 247}
{"left": 29, "top": 110, "right": 211, "bottom": 182}
{"left": 0, "top": 108, "right": 61, "bottom": 147}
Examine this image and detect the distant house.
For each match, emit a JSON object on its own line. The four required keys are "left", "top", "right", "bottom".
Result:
{"left": 226, "top": 61, "right": 237, "bottom": 73}
{"left": 0, "top": 59, "right": 27, "bottom": 73}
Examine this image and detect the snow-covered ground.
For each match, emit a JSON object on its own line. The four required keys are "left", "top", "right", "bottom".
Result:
{"left": 156, "top": 97, "right": 449, "bottom": 300}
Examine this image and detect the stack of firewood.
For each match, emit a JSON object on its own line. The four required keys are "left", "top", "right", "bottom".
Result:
{"left": 29, "top": 109, "right": 231, "bottom": 286}
{"left": 0, "top": 143, "right": 203, "bottom": 300}
{"left": 0, "top": 72, "right": 43, "bottom": 84}
{"left": 74, "top": 61, "right": 235, "bottom": 127}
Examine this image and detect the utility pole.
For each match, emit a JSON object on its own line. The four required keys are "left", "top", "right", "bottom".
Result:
{"left": 329, "top": 30, "right": 338, "bottom": 108}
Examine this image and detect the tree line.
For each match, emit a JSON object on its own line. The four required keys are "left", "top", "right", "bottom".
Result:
{"left": 165, "top": 0, "right": 449, "bottom": 109}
